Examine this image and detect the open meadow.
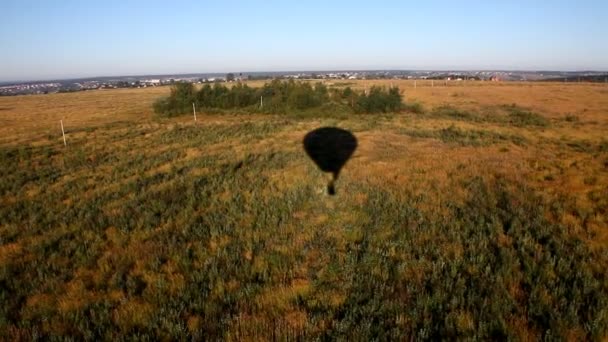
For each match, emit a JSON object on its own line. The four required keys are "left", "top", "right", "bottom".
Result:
{"left": 1, "top": 80, "right": 607, "bottom": 339}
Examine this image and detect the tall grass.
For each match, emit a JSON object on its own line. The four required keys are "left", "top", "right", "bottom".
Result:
{"left": 0, "top": 116, "right": 606, "bottom": 340}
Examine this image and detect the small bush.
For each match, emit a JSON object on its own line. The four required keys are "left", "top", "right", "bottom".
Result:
{"left": 354, "top": 86, "right": 402, "bottom": 113}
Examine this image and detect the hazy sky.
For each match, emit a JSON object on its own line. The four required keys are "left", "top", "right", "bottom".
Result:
{"left": 1, "top": 0, "right": 607, "bottom": 81}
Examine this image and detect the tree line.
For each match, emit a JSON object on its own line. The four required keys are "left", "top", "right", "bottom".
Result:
{"left": 153, "top": 80, "right": 403, "bottom": 116}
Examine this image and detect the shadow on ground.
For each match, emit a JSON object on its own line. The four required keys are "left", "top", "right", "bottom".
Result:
{"left": 303, "top": 127, "right": 358, "bottom": 195}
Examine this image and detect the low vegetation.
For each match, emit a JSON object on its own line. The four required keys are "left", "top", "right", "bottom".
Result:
{"left": 153, "top": 80, "right": 403, "bottom": 116}
{"left": 500, "top": 104, "right": 550, "bottom": 127}
{"left": 1, "top": 80, "right": 607, "bottom": 339}
{"left": 429, "top": 104, "right": 550, "bottom": 128}
{"left": 401, "top": 125, "right": 527, "bottom": 146}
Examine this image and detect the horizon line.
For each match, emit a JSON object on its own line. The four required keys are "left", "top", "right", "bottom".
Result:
{"left": 3, "top": 68, "right": 608, "bottom": 84}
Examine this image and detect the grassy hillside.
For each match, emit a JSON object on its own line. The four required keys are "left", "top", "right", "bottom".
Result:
{"left": 1, "top": 81, "right": 607, "bottom": 339}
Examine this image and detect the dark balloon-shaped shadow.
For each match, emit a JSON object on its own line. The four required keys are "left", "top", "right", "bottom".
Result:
{"left": 303, "top": 127, "right": 358, "bottom": 195}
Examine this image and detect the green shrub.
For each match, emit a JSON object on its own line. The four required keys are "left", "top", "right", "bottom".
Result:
{"left": 153, "top": 81, "right": 404, "bottom": 116}
{"left": 354, "top": 86, "right": 402, "bottom": 113}
{"left": 153, "top": 82, "right": 196, "bottom": 117}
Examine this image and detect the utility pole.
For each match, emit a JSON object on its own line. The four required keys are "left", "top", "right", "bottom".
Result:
{"left": 192, "top": 103, "right": 197, "bottom": 122}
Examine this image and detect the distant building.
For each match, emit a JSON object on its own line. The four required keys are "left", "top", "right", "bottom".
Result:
{"left": 489, "top": 75, "right": 501, "bottom": 82}
{"left": 141, "top": 79, "right": 161, "bottom": 86}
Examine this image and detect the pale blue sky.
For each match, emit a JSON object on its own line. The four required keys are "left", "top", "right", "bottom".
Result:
{"left": 1, "top": 0, "right": 607, "bottom": 81}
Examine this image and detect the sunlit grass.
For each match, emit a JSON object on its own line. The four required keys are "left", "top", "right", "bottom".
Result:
{"left": 0, "top": 81, "right": 607, "bottom": 339}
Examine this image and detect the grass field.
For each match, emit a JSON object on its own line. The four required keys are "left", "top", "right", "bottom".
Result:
{"left": 1, "top": 80, "right": 607, "bottom": 339}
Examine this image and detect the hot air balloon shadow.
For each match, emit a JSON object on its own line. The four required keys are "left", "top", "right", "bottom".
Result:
{"left": 303, "top": 127, "right": 358, "bottom": 195}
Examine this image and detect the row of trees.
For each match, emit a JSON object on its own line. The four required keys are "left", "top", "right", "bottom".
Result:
{"left": 153, "top": 80, "right": 403, "bottom": 116}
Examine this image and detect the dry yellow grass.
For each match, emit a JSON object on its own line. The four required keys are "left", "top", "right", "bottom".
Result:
{"left": 332, "top": 79, "right": 608, "bottom": 124}
{"left": 1, "top": 80, "right": 605, "bottom": 220}
{"left": 0, "top": 87, "right": 168, "bottom": 145}
{"left": 4, "top": 80, "right": 606, "bottom": 142}
{"left": 1, "top": 80, "right": 607, "bottom": 338}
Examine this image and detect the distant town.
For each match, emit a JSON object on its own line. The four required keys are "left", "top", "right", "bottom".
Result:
{"left": 1, "top": 70, "right": 607, "bottom": 96}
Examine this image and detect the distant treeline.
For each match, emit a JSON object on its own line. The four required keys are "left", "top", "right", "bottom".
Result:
{"left": 540, "top": 74, "right": 608, "bottom": 83}
{"left": 426, "top": 74, "right": 482, "bottom": 80}
{"left": 153, "top": 80, "right": 403, "bottom": 116}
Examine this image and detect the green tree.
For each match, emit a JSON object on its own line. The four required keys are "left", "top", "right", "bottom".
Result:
{"left": 153, "top": 82, "right": 195, "bottom": 116}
